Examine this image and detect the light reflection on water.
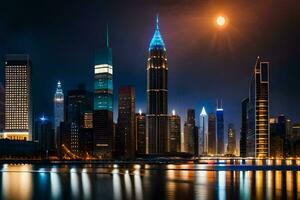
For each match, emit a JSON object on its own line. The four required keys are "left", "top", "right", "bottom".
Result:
{"left": 0, "top": 163, "right": 298, "bottom": 200}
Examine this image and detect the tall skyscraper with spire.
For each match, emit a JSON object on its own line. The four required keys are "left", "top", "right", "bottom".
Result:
{"left": 93, "top": 27, "right": 114, "bottom": 158}
{"left": 54, "top": 81, "right": 64, "bottom": 147}
{"left": 199, "top": 107, "right": 208, "bottom": 155}
{"left": 247, "top": 57, "right": 270, "bottom": 158}
{"left": 146, "top": 15, "right": 169, "bottom": 154}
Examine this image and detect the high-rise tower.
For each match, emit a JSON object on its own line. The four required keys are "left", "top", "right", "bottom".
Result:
{"left": 199, "top": 107, "right": 208, "bottom": 155}
{"left": 146, "top": 16, "right": 169, "bottom": 154}
{"left": 168, "top": 110, "right": 181, "bottom": 153}
{"left": 54, "top": 81, "right": 64, "bottom": 147}
{"left": 208, "top": 113, "right": 216, "bottom": 155}
{"left": 247, "top": 57, "right": 270, "bottom": 158}
{"left": 4, "top": 54, "right": 32, "bottom": 140}
{"left": 216, "top": 100, "right": 224, "bottom": 155}
{"left": 93, "top": 27, "right": 114, "bottom": 158}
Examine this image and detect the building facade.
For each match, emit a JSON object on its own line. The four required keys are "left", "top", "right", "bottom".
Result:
{"left": 54, "top": 81, "right": 64, "bottom": 147}
{"left": 168, "top": 110, "right": 181, "bottom": 153}
{"left": 208, "top": 113, "right": 216, "bottom": 155}
{"left": 240, "top": 98, "right": 249, "bottom": 157}
{"left": 247, "top": 57, "right": 270, "bottom": 158}
{"left": 4, "top": 54, "right": 32, "bottom": 140}
{"left": 199, "top": 107, "right": 208, "bottom": 155}
{"left": 216, "top": 106, "right": 224, "bottom": 155}
{"left": 227, "top": 123, "right": 236, "bottom": 155}
{"left": 183, "top": 109, "right": 198, "bottom": 155}
{"left": 116, "top": 86, "right": 136, "bottom": 159}
{"left": 136, "top": 110, "right": 146, "bottom": 155}
{"left": 146, "top": 16, "right": 169, "bottom": 154}
{"left": 0, "top": 83, "right": 4, "bottom": 132}
{"left": 93, "top": 29, "right": 114, "bottom": 158}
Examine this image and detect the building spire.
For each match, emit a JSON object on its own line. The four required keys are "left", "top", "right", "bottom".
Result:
{"left": 156, "top": 14, "right": 159, "bottom": 30}
{"left": 106, "top": 24, "right": 109, "bottom": 48}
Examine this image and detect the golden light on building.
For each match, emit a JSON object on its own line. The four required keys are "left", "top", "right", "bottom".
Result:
{"left": 4, "top": 54, "right": 32, "bottom": 141}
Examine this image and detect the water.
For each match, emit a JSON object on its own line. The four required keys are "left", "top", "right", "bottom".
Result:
{"left": 0, "top": 162, "right": 299, "bottom": 200}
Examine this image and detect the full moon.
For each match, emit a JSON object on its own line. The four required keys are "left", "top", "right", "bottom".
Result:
{"left": 216, "top": 16, "right": 226, "bottom": 26}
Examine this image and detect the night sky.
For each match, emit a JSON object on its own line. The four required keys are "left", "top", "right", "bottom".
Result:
{"left": 1, "top": 0, "right": 300, "bottom": 142}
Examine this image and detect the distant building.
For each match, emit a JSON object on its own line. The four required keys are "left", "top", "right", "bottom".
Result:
{"left": 227, "top": 123, "right": 236, "bottom": 155}
{"left": 183, "top": 109, "right": 198, "bottom": 155}
{"left": 54, "top": 81, "right": 64, "bottom": 148}
{"left": 269, "top": 117, "right": 284, "bottom": 158}
{"left": 34, "top": 115, "right": 54, "bottom": 158}
{"left": 208, "top": 113, "right": 216, "bottom": 155}
{"left": 291, "top": 123, "right": 300, "bottom": 156}
{"left": 136, "top": 110, "right": 146, "bottom": 155}
{"left": 216, "top": 101, "right": 224, "bottom": 155}
{"left": 146, "top": 16, "right": 169, "bottom": 154}
{"left": 247, "top": 57, "right": 270, "bottom": 158}
{"left": 240, "top": 98, "right": 249, "bottom": 157}
{"left": 0, "top": 83, "right": 4, "bottom": 132}
{"left": 199, "top": 107, "right": 208, "bottom": 155}
{"left": 116, "top": 86, "right": 136, "bottom": 159}
{"left": 168, "top": 110, "right": 181, "bottom": 153}
{"left": 93, "top": 28, "right": 114, "bottom": 159}
{"left": 64, "top": 85, "right": 93, "bottom": 156}
{"left": 4, "top": 54, "right": 32, "bottom": 140}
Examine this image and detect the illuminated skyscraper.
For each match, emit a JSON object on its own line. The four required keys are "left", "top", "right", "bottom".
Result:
{"left": 0, "top": 83, "right": 4, "bottom": 132}
{"left": 146, "top": 16, "right": 169, "bottom": 154}
{"left": 216, "top": 101, "right": 224, "bottom": 155}
{"left": 247, "top": 57, "right": 270, "bottom": 158}
{"left": 54, "top": 81, "right": 64, "bottom": 147}
{"left": 93, "top": 28, "right": 114, "bottom": 158}
{"left": 136, "top": 109, "right": 146, "bottom": 154}
{"left": 168, "top": 110, "right": 181, "bottom": 153}
{"left": 4, "top": 54, "right": 32, "bottom": 140}
{"left": 227, "top": 123, "right": 236, "bottom": 155}
{"left": 116, "top": 86, "right": 136, "bottom": 159}
{"left": 199, "top": 107, "right": 208, "bottom": 155}
{"left": 208, "top": 113, "right": 216, "bottom": 155}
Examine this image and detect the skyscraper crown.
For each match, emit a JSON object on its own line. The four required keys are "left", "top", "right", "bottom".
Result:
{"left": 149, "top": 15, "right": 166, "bottom": 51}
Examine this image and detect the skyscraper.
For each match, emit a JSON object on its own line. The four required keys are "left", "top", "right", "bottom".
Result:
{"left": 65, "top": 85, "right": 93, "bottom": 155}
{"left": 93, "top": 28, "right": 114, "bottom": 158}
{"left": 147, "top": 15, "right": 169, "bottom": 154}
{"left": 247, "top": 57, "right": 270, "bottom": 158}
{"left": 216, "top": 102, "right": 224, "bottom": 155}
{"left": 240, "top": 98, "right": 249, "bottom": 157}
{"left": 227, "top": 123, "right": 236, "bottom": 155}
{"left": 208, "top": 113, "right": 216, "bottom": 155}
{"left": 0, "top": 83, "right": 4, "bottom": 132}
{"left": 199, "top": 107, "right": 208, "bottom": 155}
{"left": 54, "top": 81, "right": 64, "bottom": 147}
{"left": 136, "top": 109, "right": 146, "bottom": 155}
{"left": 4, "top": 54, "right": 32, "bottom": 140}
{"left": 168, "top": 110, "right": 181, "bottom": 153}
{"left": 116, "top": 86, "right": 136, "bottom": 159}
{"left": 183, "top": 109, "right": 198, "bottom": 155}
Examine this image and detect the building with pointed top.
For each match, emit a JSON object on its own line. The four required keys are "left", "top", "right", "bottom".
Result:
{"left": 199, "top": 107, "right": 208, "bottom": 155}
{"left": 54, "top": 81, "right": 64, "bottom": 147}
{"left": 247, "top": 57, "right": 270, "bottom": 158}
{"left": 146, "top": 15, "right": 169, "bottom": 154}
{"left": 93, "top": 27, "right": 114, "bottom": 158}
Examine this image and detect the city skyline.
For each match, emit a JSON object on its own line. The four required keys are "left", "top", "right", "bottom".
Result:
{"left": 1, "top": 1, "right": 299, "bottom": 136}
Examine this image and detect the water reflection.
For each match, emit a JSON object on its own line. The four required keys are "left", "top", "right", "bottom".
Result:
{"left": 2, "top": 165, "right": 33, "bottom": 200}
{"left": 0, "top": 163, "right": 298, "bottom": 200}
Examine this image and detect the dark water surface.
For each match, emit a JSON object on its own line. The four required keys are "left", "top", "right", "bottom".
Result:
{"left": 0, "top": 162, "right": 299, "bottom": 200}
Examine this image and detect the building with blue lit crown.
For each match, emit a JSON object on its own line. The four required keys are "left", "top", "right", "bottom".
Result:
{"left": 93, "top": 28, "right": 114, "bottom": 158}
{"left": 147, "top": 15, "right": 169, "bottom": 154}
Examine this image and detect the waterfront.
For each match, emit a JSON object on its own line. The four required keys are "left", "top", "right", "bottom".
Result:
{"left": 0, "top": 162, "right": 299, "bottom": 200}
